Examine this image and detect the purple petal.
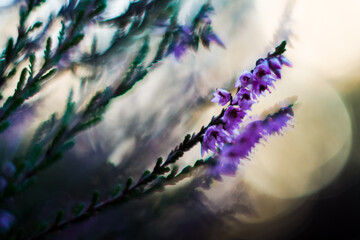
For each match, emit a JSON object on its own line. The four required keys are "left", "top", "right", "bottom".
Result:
{"left": 279, "top": 55, "right": 292, "bottom": 67}
{"left": 269, "top": 57, "right": 282, "bottom": 69}
{"left": 235, "top": 71, "right": 254, "bottom": 88}
{"left": 253, "top": 61, "right": 271, "bottom": 80}
{"left": 0, "top": 210, "right": 15, "bottom": 233}
{"left": 211, "top": 88, "right": 231, "bottom": 106}
{"left": 211, "top": 105, "right": 294, "bottom": 176}
{"left": 207, "top": 33, "right": 225, "bottom": 48}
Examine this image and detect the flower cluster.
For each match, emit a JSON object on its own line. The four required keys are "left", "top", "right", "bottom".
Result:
{"left": 201, "top": 50, "right": 293, "bottom": 175}
{"left": 0, "top": 210, "right": 15, "bottom": 233}
{"left": 0, "top": 0, "right": 298, "bottom": 236}
{"left": 167, "top": 4, "right": 224, "bottom": 59}
{"left": 214, "top": 105, "right": 294, "bottom": 176}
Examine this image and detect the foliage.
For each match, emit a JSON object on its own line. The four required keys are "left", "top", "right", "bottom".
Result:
{"left": 0, "top": 0, "right": 294, "bottom": 239}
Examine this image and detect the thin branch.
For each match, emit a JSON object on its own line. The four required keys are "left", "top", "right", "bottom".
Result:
{"left": 27, "top": 157, "right": 214, "bottom": 240}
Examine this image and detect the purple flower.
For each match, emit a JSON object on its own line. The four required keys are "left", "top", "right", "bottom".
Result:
{"left": 173, "top": 44, "right": 187, "bottom": 60}
{"left": 235, "top": 71, "right": 254, "bottom": 88}
{"left": 268, "top": 57, "right": 282, "bottom": 69}
{"left": 253, "top": 61, "right": 272, "bottom": 80}
{"left": 170, "top": 23, "right": 224, "bottom": 59}
{"left": 0, "top": 177, "right": 7, "bottom": 192}
{"left": 0, "top": 210, "right": 15, "bottom": 233}
{"left": 201, "top": 125, "right": 230, "bottom": 156}
{"left": 262, "top": 106, "right": 293, "bottom": 135}
{"left": 167, "top": 6, "right": 223, "bottom": 60}
{"left": 214, "top": 144, "right": 247, "bottom": 176}
{"left": 222, "top": 106, "right": 246, "bottom": 131}
{"left": 200, "top": 29, "right": 225, "bottom": 49}
{"left": 179, "top": 26, "right": 193, "bottom": 42}
{"left": 236, "top": 121, "right": 264, "bottom": 145}
{"left": 2, "top": 162, "right": 15, "bottom": 178}
{"left": 214, "top": 124, "right": 261, "bottom": 176}
{"left": 197, "top": 6, "right": 225, "bottom": 49}
{"left": 222, "top": 143, "right": 249, "bottom": 162}
{"left": 279, "top": 55, "right": 292, "bottom": 67}
{"left": 206, "top": 33, "right": 225, "bottom": 48}
{"left": 232, "top": 88, "right": 254, "bottom": 110}
{"left": 223, "top": 121, "right": 263, "bottom": 160}
{"left": 268, "top": 57, "right": 282, "bottom": 78}
{"left": 203, "top": 42, "right": 293, "bottom": 177}
{"left": 252, "top": 61, "right": 277, "bottom": 96}
{"left": 212, "top": 105, "right": 294, "bottom": 176}
{"left": 211, "top": 88, "right": 231, "bottom": 106}
{"left": 168, "top": 26, "right": 194, "bottom": 60}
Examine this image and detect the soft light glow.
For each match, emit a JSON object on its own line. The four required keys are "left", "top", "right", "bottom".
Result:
{"left": 0, "top": 0, "right": 15, "bottom": 8}
{"left": 256, "top": 0, "right": 360, "bottom": 89}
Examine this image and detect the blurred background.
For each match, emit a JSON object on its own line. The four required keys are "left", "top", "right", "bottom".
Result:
{"left": 1, "top": 0, "right": 360, "bottom": 239}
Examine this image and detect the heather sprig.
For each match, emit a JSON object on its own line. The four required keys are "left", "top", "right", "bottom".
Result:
{"left": 0, "top": 0, "right": 108, "bottom": 134}
{"left": 0, "top": 0, "right": 47, "bottom": 91}
{"left": 80, "top": 0, "right": 179, "bottom": 65}
{"left": 201, "top": 40, "right": 292, "bottom": 174}
{"left": 0, "top": 0, "right": 222, "bottom": 134}
{"left": 1, "top": 38, "right": 151, "bottom": 200}
{"left": 0, "top": 1, "right": 296, "bottom": 239}
{"left": 4, "top": 38, "right": 291, "bottom": 239}
{"left": 16, "top": 154, "right": 214, "bottom": 240}
{"left": 212, "top": 105, "right": 294, "bottom": 177}
{"left": 167, "top": 3, "right": 224, "bottom": 59}
{"left": 133, "top": 42, "right": 293, "bottom": 180}
{"left": 22, "top": 74, "right": 294, "bottom": 240}
{"left": 0, "top": 2, "right": 223, "bottom": 204}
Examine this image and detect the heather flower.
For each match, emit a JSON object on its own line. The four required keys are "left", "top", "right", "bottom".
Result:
{"left": 169, "top": 23, "right": 224, "bottom": 59}
{"left": 252, "top": 76, "right": 275, "bottom": 96}
{"left": 2, "top": 162, "right": 15, "bottom": 178}
{"left": 236, "top": 121, "right": 264, "bottom": 146}
{"left": 213, "top": 105, "right": 294, "bottom": 176}
{"left": 166, "top": 26, "right": 194, "bottom": 59}
{"left": 221, "top": 121, "right": 263, "bottom": 163}
{"left": 270, "top": 68, "right": 282, "bottom": 79}
{"left": 279, "top": 55, "right": 292, "bottom": 67}
{"left": 253, "top": 61, "right": 272, "bottom": 80}
{"left": 214, "top": 144, "right": 245, "bottom": 176}
{"left": 222, "top": 105, "right": 246, "bottom": 131}
{"left": 0, "top": 210, "right": 15, "bottom": 233}
{"left": 232, "top": 88, "right": 254, "bottom": 110}
{"left": 203, "top": 42, "right": 292, "bottom": 170}
{"left": 235, "top": 71, "right": 254, "bottom": 88}
{"left": 0, "top": 178, "right": 7, "bottom": 192}
{"left": 222, "top": 143, "right": 249, "bottom": 163}
{"left": 167, "top": 5, "right": 223, "bottom": 60}
{"left": 199, "top": 25, "right": 225, "bottom": 49}
{"left": 211, "top": 88, "right": 231, "bottom": 106}
{"left": 268, "top": 57, "right": 282, "bottom": 70}
{"left": 214, "top": 160, "right": 238, "bottom": 176}
{"left": 201, "top": 125, "right": 230, "bottom": 156}
{"left": 252, "top": 61, "right": 277, "bottom": 96}
{"left": 205, "top": 33, "right": 225, "bottom": 48}
{"left": 268, "top": 57, "right": 282, "bottom": 78}
{"left": 169, "top": 26, "right": 194, "bottom": 60}
{"left": 262, "top": 106, "right": 294, "bottom": 135}
{"left": 172, "top": 44, "right": 187, "bottom": 60}
{"left": 0, "top": 1, "right": 304, "bottom": 239}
